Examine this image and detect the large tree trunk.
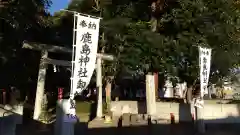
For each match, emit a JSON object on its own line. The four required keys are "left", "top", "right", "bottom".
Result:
{"left": 150, "top": 0, "right": 165, "bottom": 100}
{"left": 154, "top": 72, "right": 158, "bottom": 100}
{"left": 186, "top": 86, "right": 193, "bottom": 104}
{"left": 150, "top": 0, "right": 165, "bottom": 31}
{"left": 105, "top": 76, "right": 113, "bottom": 116}
{"left": 173, "top": 87, "right": 177, "bottom": 98}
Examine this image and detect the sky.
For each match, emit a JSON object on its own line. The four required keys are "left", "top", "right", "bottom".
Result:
{"left": 49, "top": 0, "right": 69, "bottom": 14}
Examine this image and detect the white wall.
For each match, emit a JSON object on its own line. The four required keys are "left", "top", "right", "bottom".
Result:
{"left": 110, "top": 101, "right": 240, "bottom": 123}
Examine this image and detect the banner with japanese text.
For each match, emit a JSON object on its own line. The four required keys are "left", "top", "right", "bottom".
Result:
{"left": 65, "top": 13, "right": 100, "bottom": 122}
{"left": 194, "top": 46, "right": 212, "bottom": 108}
{"left": 72, "top": 13, "right": 100, "bottom": 96}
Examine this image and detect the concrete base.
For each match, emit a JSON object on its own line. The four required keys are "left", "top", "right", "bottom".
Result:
{"left": 54, "top": 99, "right": 75, "bottom": 135}
{"left": 196, "top": 107, "right": 206, "bottom": 133}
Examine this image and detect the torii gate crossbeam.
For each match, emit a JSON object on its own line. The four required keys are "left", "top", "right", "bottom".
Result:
{"left": 22, "top": 41, "right": 114, "bottom": 120}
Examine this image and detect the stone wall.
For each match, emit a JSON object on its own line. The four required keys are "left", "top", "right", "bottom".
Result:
{"left": 110, "top": 101, "right": 240, "bottom": 123}
{"left": 110, "top": 101, "right": 139, "bottom": 116}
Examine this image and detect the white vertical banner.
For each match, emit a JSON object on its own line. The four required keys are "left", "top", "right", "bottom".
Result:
{"left": 194, "top": 46, "right": 212, "bottom": 108}
{"left": 65, "top": 13, "right": 100, "bottom": 122}
{"left": 72, "top": 13, "right": 100, "bottom": 96}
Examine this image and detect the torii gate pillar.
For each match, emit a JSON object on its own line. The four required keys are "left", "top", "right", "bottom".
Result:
{"left": 33, "top": 50, "right": 48, "bottom": 120}
{"left": 22, "top": 42, "right": 114, "bottom": 121}
{"left": 96, "top": 57, "right": 102, "bottom": 118}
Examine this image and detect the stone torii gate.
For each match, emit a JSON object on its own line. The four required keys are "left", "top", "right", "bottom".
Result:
{"left": 22, "top": 41, "right": 114, "bottom": 121}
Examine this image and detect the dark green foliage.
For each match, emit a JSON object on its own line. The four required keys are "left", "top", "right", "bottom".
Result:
{"left": 1, "top": 0, "right": 240, "bottom": 95}
{"left": 59, "top": 0, "right": 240, "bottom": 86}
{"left": 0, "top": 0, "right": 52, "bottom": 99}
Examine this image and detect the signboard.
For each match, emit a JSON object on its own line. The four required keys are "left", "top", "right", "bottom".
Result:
{"left": 194, "top": 46, "right": 212, "bottom": 108}
{"left": 65, "top": 13, "right": 100, "bottom": 122}
{"left": 63, "top": 99, "right": 78, "bottom": 123}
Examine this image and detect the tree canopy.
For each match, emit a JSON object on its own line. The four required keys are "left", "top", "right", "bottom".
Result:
{"left": 1, "top": 0, "right": 240, "bottom": 91}
{"left": 0, "top": 0, "right": 52, "bottom": 91}
{"left": 59, "top": 0, "right": 240, "bottom": 86}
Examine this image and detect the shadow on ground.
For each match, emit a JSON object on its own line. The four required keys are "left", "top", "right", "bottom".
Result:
{"left": 0, "top": 105, "right": 54, "bottom": 135}
{"left": 74, "top": 120, "right": 240, "bottom": 135}
{"left": 1, "top": 102, "right": 240, "bottom": 135}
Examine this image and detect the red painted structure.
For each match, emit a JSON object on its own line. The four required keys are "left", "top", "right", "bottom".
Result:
{"left": 58, "top": 87, "right": 63, "bottom": 100}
